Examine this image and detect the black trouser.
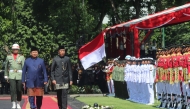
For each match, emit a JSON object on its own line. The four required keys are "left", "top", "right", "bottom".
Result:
{"left": 57, "top": 89, "right": 67, "bottom": 109}
{"left": 97, "top": 79, "right": 108, "bottom": 94}
{"left": 29, "top": 96, "right": 43, "bottom": 109}
{"left": 9, "top": 79, "right": 22, "bottom": 101}
{"left": 114, "top": 81, "right": 129, "bottom": 99}
{"left": 1, "top": 82, "right": 8, "bottom": 94}
{"left": 36, "top": 96, "right": 43, "bottom": 109}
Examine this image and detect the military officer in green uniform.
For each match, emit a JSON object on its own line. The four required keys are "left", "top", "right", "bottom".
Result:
{"left": 4, "top": 44, "right": 25, "bottom": 109}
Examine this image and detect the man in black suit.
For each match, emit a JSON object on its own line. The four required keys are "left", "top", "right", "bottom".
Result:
{"left": 51, "top": 45, "right": 73, "bottom": 109}
{"left": 72, "top": 65, "right": 78, "bottom": 85}
{"left": 44, "top": 64, "right": 51, "bottom": 94}
{"left": 94, "top": 66, "right": 108, "bottom": 94}
{"left": 0, "top": 70, "right": 9, "bottom": 94}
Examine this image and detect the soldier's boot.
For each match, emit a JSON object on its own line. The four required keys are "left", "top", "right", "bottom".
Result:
{"left": 12, "top": 101, "right": 16, "bottom": 109}
{"left": 16, "top": 101, "right": 21, "bottom": 109}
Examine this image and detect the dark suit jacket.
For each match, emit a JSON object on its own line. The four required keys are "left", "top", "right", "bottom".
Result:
{"left": 0, "top": 70, "right": 6, "bottom": 82}
{"left": 72, "top": 69, "right": 78, "bottom": 85}
{"left": 51, "top": 55, "right": 72, "bottom": 84}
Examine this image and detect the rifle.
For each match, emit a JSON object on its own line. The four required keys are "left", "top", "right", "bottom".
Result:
{"left": 4, "top": 45, "right": 11, "bottom": 55}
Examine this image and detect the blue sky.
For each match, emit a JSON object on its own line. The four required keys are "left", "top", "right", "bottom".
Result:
{"left": 103, "top": 16, "right": 109, "bottom": 24}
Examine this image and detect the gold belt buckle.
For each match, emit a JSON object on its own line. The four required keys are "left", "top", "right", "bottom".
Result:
{"left": 14, "top": 69, "right": 17, "bottom": 72}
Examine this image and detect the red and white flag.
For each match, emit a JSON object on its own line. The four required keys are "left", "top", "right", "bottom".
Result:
{"left": 79, "top": 31, "right": 106, "bottom": 69}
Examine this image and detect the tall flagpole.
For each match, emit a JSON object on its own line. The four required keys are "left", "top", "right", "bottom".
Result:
{"left": 162, "top": 28, "right": 165, "bottom": 48}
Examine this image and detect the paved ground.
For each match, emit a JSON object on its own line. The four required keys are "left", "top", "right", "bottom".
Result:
{"left": 0, "top": 99, "right": 24, "bottom": 109}
{"left": 0, "top": 93, "right": 86, "bottom": 109}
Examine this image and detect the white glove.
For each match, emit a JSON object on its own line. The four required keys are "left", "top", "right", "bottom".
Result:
{"left": 4, "top": 76, "right": 8, "bottom": 79}
{"left": 114, "top": 56, "right": 120, "bottom": 61}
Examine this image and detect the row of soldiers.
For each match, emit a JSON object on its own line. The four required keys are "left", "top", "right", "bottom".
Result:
{"left": 156, "top": 45, "right": 190, "bottom": 109}
{"left": 124, "top": 57, "right": 155, "bottom": 105}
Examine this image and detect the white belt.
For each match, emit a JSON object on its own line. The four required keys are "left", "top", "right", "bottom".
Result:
{"left": 178, "top": 67, "right": 182, "bottom": 70}
{"left": 9, "top": 70, "right": 22, "bottom": 73}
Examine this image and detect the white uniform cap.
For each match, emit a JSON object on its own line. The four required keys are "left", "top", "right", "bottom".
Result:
{"left": 130, "top": 56, "right": 136, "bottom": 60}
{"left": 125, "top": 55, "right": 131, "bottom": 60}
{"left": 12, "top": 44, "right": 20, "bottom": 50}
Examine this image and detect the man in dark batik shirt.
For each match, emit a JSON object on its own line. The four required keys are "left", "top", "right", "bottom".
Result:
{"left": 51, "top": 45, "right": 73, "bottom": 109}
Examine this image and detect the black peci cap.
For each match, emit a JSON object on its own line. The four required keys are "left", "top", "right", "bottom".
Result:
{"left": 31, "top": 47, "right": 38, "bottom": 52}
{"left": 58, "top": 45, "right": 65, "bottom": 50}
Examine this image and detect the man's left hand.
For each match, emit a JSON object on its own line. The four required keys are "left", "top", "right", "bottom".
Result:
{"left": 70, "top": 81, "right": 73, "bottom": 85}
{"left": 44, "top": 82, "right": 47, "bottom": 84}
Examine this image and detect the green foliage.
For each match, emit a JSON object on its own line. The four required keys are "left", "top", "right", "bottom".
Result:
{"left": 68, "top": 85, "right": 102, "bottom": 94}
{"left": 0, "top": 0, "right": 97, "bottom": 63}
{"left": 1, "top": 0, "right": 190, "bottom": 63}
{"left": 78, "top": 97, "right": 160, "bottom": 109}
{"left": 164, "top": 22, "right": 190, "bottom": 46}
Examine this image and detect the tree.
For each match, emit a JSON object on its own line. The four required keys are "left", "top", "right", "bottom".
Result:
{"left": 0, "top": 0, "right": 101, "bottom": 63}
{"left": 1, "top": 0, "right": 190, "bottom": 63}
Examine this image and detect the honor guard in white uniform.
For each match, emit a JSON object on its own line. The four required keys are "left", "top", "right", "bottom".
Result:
{"left": 125, "top": 57, "right": 134, "bottom": 101}
{"left": 131, "top": 57, "right": 137, "bottom": 101}
{"left": 124, "top": 55, "right": 131, "bottom": 100}
{"left": 147, "top": 57, "right": 155, "bottom": 105}
{"left": 136, "top": 58, "right": 142, "bottom": 103}
{"left": 141, "top": 58, "right": 148, "bottom": 104}
{"left": 124, "top": 56, "right": 156, "bottom": 105}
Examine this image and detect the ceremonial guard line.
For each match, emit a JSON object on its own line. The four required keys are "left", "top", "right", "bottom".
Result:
{"left": 155, "top": 45, "right": 190, "bottom": 109}
{"left": 124, "top": 57, "right": 155, "bottom": 105}
{"left": 103, "top": 56, "right": 156, "bottom": 105}
{"left": 108, "top": 44, "right": 190, "bottom": 109}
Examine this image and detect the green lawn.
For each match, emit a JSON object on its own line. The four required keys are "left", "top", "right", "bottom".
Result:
{"left": 77, "top": 96, "right": 160, "bottom": 109}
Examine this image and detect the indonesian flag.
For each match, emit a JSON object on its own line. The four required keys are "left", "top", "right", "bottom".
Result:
{"left": 79, "top": 31, "right": 106, "bottom": 69}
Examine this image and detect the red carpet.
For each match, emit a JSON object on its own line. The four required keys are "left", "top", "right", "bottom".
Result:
{"left": 22, "top": 96, "right": 72, "bottom": 109}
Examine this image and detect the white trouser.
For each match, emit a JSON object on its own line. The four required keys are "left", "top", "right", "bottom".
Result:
{"left": 128, "top": 81, "right": 132, "bottom": 100}
{"left": 141, "top": 82, "right": 148, "bottom": 104}
{"left": 186, "top": 83, "right": 190, "bottom": 96}
{"left": 156, "top": 82, "right": 162, "bottom": 94}
{"left": 130, "top": 82, "right": 134, "bottom": 100}
{"left": 145, "top": 83, "right": 150, "bottom": 104}
{"left": 165, "top": 82, "right": 171, "bottom": 94}
{"left": 173, "top": 82, "right": 181, "bottom": 95}
{"left": 182, "top": 82, "right": 187, "bottom": 96}
{"left": 162, "top": 82, "right": 167, "bottom": 94}
{"left": 136, "top": 82, "right": 141, "bottom": 102}
{"left": 133, "top": 82, "right": 138, "bottom": 102}
{"left": 107, "top": 79, "right": 114, "bottom": 94}
{"left": 139, "top": 83, "right": 144, "bottom": 103}
{"left": 126, "top": 81, "right": 130, "bottom": 98}
{"left": 148, "top": 83, "right": 154, "bottom": 104}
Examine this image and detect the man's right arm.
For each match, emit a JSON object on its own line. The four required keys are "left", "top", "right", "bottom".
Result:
{"left": 51, "top": 58, "right": 56, "bottom": 83}
{"left": 22, "top": 61, "right": 27, "bottom": 83}
{"left": 4, "top": 56, "right": 9, "bottom": 79}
